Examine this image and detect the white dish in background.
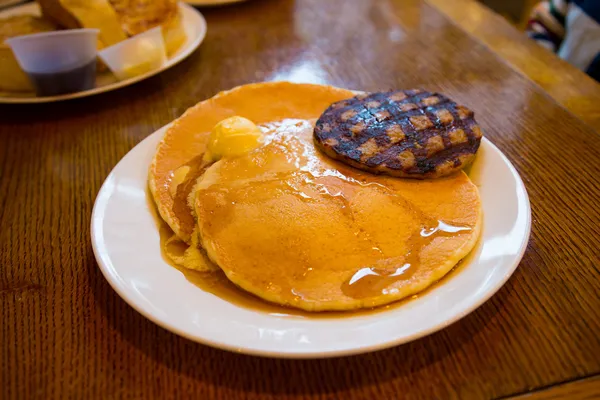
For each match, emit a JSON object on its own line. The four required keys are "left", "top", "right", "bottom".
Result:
{"left": 91, "top": 122, "right": 531, "bottom": 359}
{"left": 0, "top": 2, "right": 206, "bottom": 104}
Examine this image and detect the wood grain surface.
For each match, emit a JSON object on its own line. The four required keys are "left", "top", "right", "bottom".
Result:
{"left": 508, "top": 376, "right": 600, "bottom": 400}
{"left": 428, "top": 0, "right": 600, "bottom": 128}
{"left": 1, "top": 0, "right": 600, "bottom": 398}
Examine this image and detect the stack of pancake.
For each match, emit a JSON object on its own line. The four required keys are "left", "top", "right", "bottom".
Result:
{"left": 149, "top": 82, "right": 483, "bottom": 312}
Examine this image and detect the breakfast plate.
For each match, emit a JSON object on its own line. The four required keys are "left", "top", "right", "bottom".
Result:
{"left": 0, "top": 2, "right": 206, "bottom": 104}
{"left": 91, "top": 119, "right": 531, "bottom": 358}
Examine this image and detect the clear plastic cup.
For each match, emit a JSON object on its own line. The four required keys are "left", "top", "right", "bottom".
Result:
{"left": 98, "top": 27, "right": 167, "bottom": 81}
{"left": 6, "top": 29, "right": 99, "bottom": 96}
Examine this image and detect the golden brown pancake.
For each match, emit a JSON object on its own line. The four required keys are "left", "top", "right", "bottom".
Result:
{"left": 193, "top": 119, "right": 482, "bottom": 311}
{"left": 148, "top": 82, "right": 357, "bottom": 245}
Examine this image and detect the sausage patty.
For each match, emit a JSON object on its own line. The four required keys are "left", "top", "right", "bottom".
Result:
{"left": 313, "top": 89, "right": 483, "bottom": 179}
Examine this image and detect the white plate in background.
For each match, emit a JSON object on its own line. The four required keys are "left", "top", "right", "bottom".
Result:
{"left": 0, "top": 2, "right": 206, "bottom": 104}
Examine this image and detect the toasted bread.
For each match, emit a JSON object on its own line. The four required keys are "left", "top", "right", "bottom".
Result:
{"left": 108, "top": 0, "right": 186, "bottom": 55}
{"left": 37, "top": 0, "right": 127, "bottom": 48}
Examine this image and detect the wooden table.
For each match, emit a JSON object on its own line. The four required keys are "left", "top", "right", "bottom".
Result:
{"left": 2, "top": 0, "right": 600, "bottom": 398}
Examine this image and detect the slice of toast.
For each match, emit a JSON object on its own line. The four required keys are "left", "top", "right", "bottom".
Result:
{"left": 37, "top": 0, "right": 127, "bottom": 48}
{"left": 108, "top": 0, "right": 187, "bottom": 55}
{"left": 161, "top": 9, "right": 187, "bottom": 56}
{"left": 0, "top": 15, "right": 58, "bottom": 92}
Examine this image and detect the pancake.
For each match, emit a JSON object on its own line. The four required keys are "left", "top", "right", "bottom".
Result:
{"left": 193, "top": 119, "right": 482, "bottom": 311}
{"left": 314, "top": 89, "right": 483, "bottom": 178}
{"left": 148, "top": 82, "right": 357, "bottom": 245}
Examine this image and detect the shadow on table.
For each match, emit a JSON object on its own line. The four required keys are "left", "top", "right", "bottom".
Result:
{"left": 86, "top": 246, "right": 510, "bottom": 395}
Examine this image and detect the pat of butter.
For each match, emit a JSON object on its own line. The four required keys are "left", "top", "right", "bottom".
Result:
{"left": 120, "top": 60, "right": 158, "bottom": 79}
{"left": 117, "top": 39, "right": 164, "bottom": 79}
{"left": 205, "top": 116, "right": 263, "bottom": 162}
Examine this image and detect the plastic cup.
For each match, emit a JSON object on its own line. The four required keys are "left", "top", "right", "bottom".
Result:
{"left": 98, "top": 27, "right": 167, "bottom": 81}
{"left": 6, "top": 29, "right": 99, "bottom": 96}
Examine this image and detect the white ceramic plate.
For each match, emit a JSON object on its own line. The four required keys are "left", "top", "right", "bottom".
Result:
{"left": 91, "top": 124, "right": 531, "bottom": 358}
{"left": 0, "top": 2, "right": 206, "bottom": 104}
{"left": 186, "top": 0, "right": 247, "bottom": 6}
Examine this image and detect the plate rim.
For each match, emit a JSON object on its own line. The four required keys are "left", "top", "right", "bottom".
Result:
{"left": 91, "top": 124, "right": 532, "bottom": 359}
{"left": 0, "top": 2, "right": 206, "bottom": 104}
